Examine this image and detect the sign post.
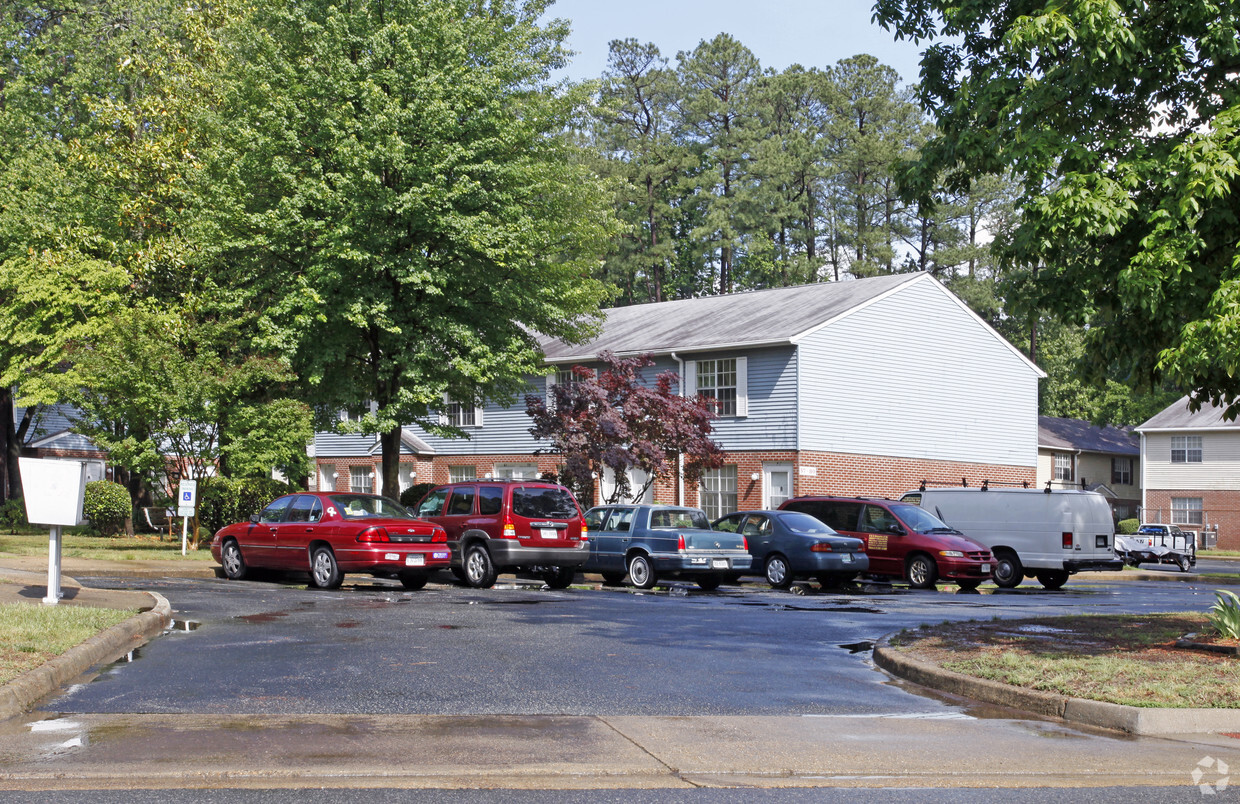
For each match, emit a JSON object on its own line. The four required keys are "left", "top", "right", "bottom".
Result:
{"left": 178, "top": 479, "right": 198, "bottom": 556}
{"left": 17, "top": 458, "right": 88, "bottom": 606}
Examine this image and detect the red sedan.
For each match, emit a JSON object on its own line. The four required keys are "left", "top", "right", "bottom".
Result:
{"left": 210, "top": 492, "right": 451, "bottom": 590}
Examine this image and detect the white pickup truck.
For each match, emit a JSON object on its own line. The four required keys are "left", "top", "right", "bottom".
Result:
{"left": 1115, "top": 523, "right": 1197, "bottom": 572}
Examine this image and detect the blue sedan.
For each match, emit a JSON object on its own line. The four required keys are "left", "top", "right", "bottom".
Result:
{"left": 713, "top": 510, "right": 868, "bottom": 589}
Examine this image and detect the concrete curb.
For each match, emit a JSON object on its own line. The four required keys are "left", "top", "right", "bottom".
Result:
{"left": 873, "top": 634, "right": 1240, "bottom": 735}
{"left": 0, "top": 592, "right": 173, "bottom": 721}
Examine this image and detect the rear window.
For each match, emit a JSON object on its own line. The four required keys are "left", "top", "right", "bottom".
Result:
{"left": 649, "top": 509, "right": 710, "bottom": 529}
{"left": 330, "top": 494, "right": 415, "bottom": 520}
{"left": 783, "top": 500, "right": 861, "bottom": 532}
{"left": 512, "top": 486, "right": 579, "bottom": 519}
{"left": 777, "top": 512, "right": 835, "bottom": 535}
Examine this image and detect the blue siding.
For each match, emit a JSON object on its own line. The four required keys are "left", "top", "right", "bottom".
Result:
{"left": 684, "top": 346, "right": 798, "bottom": 452}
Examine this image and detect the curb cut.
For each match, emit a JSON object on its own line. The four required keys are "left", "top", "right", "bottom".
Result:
{"left": 872, "top": 634, "right": 1240, "bottom": 735}
{"left": 0, "top": 592, "right": 173, "bottom": 721}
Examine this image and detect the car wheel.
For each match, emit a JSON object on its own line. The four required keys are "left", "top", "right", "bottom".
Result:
{"left": 1176, "top": 554, "right": 1191, "bottom": 573}
{"left": 542, "top": 566, "right": 576, "bottom": 589}
{"left": 992, "top": 552, "right": 1024, "bottom": 589}
{"left": 600, "top": 571, "right": 626, "bottom": 586}
{"left": 1036, "top": 570, "right": 1070, "bottom": 590}
{"left": 1128, "top": 560, "right": 1141, "bottom": 569}
{"left": 956, "top": 579, "right": 982, "bottom": 590}
{"left": 310, "top": 546, "right": 343, "bottom": 589}
{"left": 627, "top": 553, "right": 657, "bottom": 589}
{"left": 463, "top": 544, "right": 498, "bottom": 589}
{"left": 450, "top": 566, "right": 468, "bottom": 584}
{"left": 696, "top": 574, "right": 722, "bottom": 591}
{"left": 764, "top": 554, "right": 792, "bottom": 589}
{"left": 399, "top": 572, "right": 429, "bottom": 591}
{"left": 221, "top": 540, "right": 247, "bottom": 581}
{"left": 905, "top": 554, "right": 939, "bottom": 589}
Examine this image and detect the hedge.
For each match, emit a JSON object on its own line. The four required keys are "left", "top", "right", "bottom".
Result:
{"left": 82, "top": 480, "right": 131, "bottom": 536}
{"left": 196, "top": 476, "right": 298, "bottom": 536}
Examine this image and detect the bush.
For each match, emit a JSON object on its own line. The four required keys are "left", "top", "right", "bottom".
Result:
{"left": 0, "top": 498, "right": 27, "bottom": 534}
{"left": 1209, "top": 589, "right": 1240, "bottom": 639}
{"left": 1117, "top": 518, "right": 1140, "bottom": 534}
{"left": 82, "top": 480, "right": 131, "bottom": 536}
{"left": 399, "top": 483, "right": 436, "bottom": 509}
{"left": 197, "top": 476, "right": 298, "bottom": 536}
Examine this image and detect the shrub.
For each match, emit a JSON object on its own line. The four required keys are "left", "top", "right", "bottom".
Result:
{"left": 197, "top": 476, "right": 298, "bottom": 536}
{"left": 1209, "top": 589, "right": 1240, "bottom": 639}
{"left": 399, "top": 483, "right": 436, "bottom": 509}
{"left": 82, "top": 480, "right": 131, "bottom": 536}
{"left": 0, "top": 498, "right": 27, "bottom": 534}
{"left": 1117, "top": 518, "right": 1140, "bottom": 534}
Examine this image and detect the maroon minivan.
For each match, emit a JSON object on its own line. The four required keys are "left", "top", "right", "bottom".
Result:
{"left": 778, "top": 496, "right": 992, "bottom": 589}
{"left": 415, "top": 480, "right": 589, "bottom": 589}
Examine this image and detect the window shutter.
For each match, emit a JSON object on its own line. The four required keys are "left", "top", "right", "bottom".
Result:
{"left": 474, "top": 405, "right": 484, "bottom": 428}
{"left": 545, "top": 372, "right": 556, "bottom": 407}
{"left": 684, "top": 360, "right": 697, "bottom": 397}
{"left": 735, "top": 357, "right": 748, "bottom": 417}
{"left": 438, "top": 393, "right": 450, "bottom": 427}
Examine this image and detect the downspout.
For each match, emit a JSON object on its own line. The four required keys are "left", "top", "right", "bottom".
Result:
{"left": 671, "top": 351, "right": 685, "bottom": 506}
{"left": 1139, "top": 432, "right": 1147, "bottom": 519}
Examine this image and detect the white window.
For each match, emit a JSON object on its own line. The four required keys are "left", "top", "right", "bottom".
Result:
{"left": 1171, "top": 436, "right": 1203, "bottom": 463}
{"left": 686, "top": 357, "right": 748, "bottom": 417}
{"left": 449, "top": 465, "right": 477, "bottom": 483}
{"left": 699, "top": 466, "right": 738, "bottom": 520}
{"left": 601, "top": 466, "right": 654, "bottom": 504}
{"left": 1111, "top": 457, "right": 1132, "bottom": 486}
{"left": 1171, "top": 497, "right": 1204, "bottom": 526}
{"left": 350, "top": 466, "right": 374, "bottom": 493}
{"left": 494, "top": 463, "right": 538, "bottom": 480}
{"left": 1053, "top": 453, "right": 1074, "bottom": 482}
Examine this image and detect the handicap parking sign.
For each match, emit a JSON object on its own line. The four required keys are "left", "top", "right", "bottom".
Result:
{"left": 178, "top": 479, "right": 198, "bottom": 517}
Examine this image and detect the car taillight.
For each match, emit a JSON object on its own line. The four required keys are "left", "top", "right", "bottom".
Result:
{"left": 357, "top": 526, "right": 389, "bottom": 543}
{"left": 742, "top": 536, "right": 748, "bottom": 551}
{"left": 1062, "top": 532, "right": 1073, "bottom": 549}
{"left": 580, "top": 523, "right": 588, "bottom": 541}
{"left": 677, "top": 534, "right": 686, "bottom": 551}
{"left": 810, "top": 542, "right": 834, "bottom": 553}
{"left": 432, "top": 527, "right": 447, "bottom": 543}
{"left": 503, "top": 517, "right": 516, "bottom": 538}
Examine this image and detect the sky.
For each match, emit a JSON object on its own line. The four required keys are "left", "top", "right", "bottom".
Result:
{"left": 542, "top": 0, "right": 927, "bottom": 86}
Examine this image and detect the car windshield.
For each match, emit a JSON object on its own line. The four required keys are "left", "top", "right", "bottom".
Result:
{"left": 889, "top": 503, "right": 954, "bottom": 533}
{"left": 1136, "top": 526, "right": 1165, "bottom": 534}
{"left": 512, "top": 487, "right": 579, "bottom": 519}
{"left": 329, "top": 494, "right": 414, "bottom": 520}
{"left": 777, "top": 512, "right": 836, "bottom": 535}
{"left": 650, "top": 508, "right": 710, "bottom": 529}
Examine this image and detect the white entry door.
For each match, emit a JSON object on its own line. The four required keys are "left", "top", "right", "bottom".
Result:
{"left": 763, "top": 464, "right": 793, "bottom": 509}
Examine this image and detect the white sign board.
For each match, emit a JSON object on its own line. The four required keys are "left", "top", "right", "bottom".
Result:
{"left": 177, "top": 479, "right": 198, "bottom": 518}
{"left": 18, "top": 458, "right": 87, "bottom": 527}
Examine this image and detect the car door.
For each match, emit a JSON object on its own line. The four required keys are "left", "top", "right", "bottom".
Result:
{"left": 741, "top": 514, "right": 773, "bottom": 561}
{"left": 249, "top": 495, "right": 295, "bottom": 566}
{"left": 858, "top": 503, "right": 902, "bottom": 575}
{"left": 597, "top": 507, "right": 636, "bottom": 572}
{"left": 275, "top": 495, "right": 324, "bottom": 569}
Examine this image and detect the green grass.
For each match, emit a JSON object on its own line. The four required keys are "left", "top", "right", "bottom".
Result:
{"left": 0, "top": 531, "right": 214, "bottom": 562}
{"left": 1200, "top": 549, "right": 1240, "bottom": 558}
{"left": 0, "top": 603, "right": 132, "bottom": 685}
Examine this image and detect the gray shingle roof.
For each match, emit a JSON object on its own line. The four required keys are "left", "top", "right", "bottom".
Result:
{"left": 1038, "top": 416, "right": 1138, "bottom": 455}
{"left": 1138, "top": 396, "right": 1240, "bottom": 430}
{"left": 538, "top": 272, "right": 923, "bottom": 361}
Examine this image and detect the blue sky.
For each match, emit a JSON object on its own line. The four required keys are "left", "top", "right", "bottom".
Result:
{"left": 543, "top": 0, "right": 926, "bottom": 86}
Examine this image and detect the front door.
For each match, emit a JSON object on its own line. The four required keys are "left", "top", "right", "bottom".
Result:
{"left": 763, "top": 464, "right": 793, "bottom": 510}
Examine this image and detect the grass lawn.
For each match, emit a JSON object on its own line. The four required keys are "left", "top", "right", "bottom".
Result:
{"left": 0, "top": 530, "right": 214, "bottom": 562}
{"left": 0, "top": 603, "right": 132, "bottom": 685}
{"left": 892, "top": 613, "right": 1240, "bottom": 708}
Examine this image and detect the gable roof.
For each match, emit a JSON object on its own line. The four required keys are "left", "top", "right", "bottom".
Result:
{"left": 1038, "top": 416, "right": 1138, "bottom": 456}
{"left": 538, "top": 273, "right": 1040, "bottom": 375}
{"left": 1138, "top": 396, "right": 1240, "bottom": 432}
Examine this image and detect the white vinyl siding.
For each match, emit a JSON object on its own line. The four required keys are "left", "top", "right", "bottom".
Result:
{"left": 795, "top": 278, "right": 1039, "bottom": 466}
{"left": 1143, "top": 432, "right": 1240, "bottom": 490}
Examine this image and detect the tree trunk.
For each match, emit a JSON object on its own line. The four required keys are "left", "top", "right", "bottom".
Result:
{"left": 0, "top": 388, "right": 10, "bottom": 503}
{"left": 380, "top": 425, "right": 402, "bottom": 500}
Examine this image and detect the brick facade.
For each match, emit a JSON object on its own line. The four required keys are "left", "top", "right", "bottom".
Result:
{"left": 1142, "top": 489, "right": 1240, "bottom": 550}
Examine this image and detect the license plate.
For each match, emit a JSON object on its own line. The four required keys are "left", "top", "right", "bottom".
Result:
{"left": 540, "top": 528, "right": 558, "bottom": 539}
{"left": 405, "top": 554, "right": 425, "bottom": 567}
{"left": 711, "top": 558, "right": 728, "bottom": 569}
{"left": 385, "top": 553, "right": 399, "bottom": 561}
{"left": 842, "top": 553, "right": 853, "bottom": 563}
{"left": 981, "top": 564, "right": 991, "bottom": 573}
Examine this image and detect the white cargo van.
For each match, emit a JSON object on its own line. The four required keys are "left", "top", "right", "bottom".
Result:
{"left": 899, "top": 487, "right": 1123, "bottom": 589}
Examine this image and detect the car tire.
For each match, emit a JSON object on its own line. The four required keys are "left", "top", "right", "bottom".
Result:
{"left": 600, "top": 571, "right": 627, "bottom": 586}
{"left": 696, "top": 574, "right": 722, "bottom": 591}
{"left": 764, "top": 554, "right": 792, "bottom": 589}
{"left": 993, "top": 552, "right": 1024, "bottom": 589}
{"left": 463, "top": 544, "right": 498, "bottom": 589}
{"left": 310, "top": 546, "right": 343, "bottom": 590}
{"left": 627, "top": 553, "right": 657, "bottom": 589}
{"left": 1176, "top": 554, "right": 1191, "bottom": 573}
{"left": 956, "top": 579, "right": 982, "bottom": 590}
{"left": 399, "top": 572, "right": 429, "bottom": 591}
{"left": 1036, "top": 570, "right": 1070, "bottom": 590}
{"left": 542, "top": 566, "right": 576, "bottom": 589}
{"left": 221, "top": 540, "right": 247, "bottom": 581}
{"left": 906, "top": 554, "right": 939, "bottom": 589}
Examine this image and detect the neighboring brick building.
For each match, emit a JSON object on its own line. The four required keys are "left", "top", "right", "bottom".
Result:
{"left": 1137, "top": 397, "right": 1240, "bottom": 549}
{"left": 313, "top": 272, "right": 1046, "bottom": 515}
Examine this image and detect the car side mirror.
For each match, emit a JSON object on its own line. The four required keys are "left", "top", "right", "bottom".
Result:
{"left": 406, "top": 506, "right": 418, "bottom": 517}
{"left": 249, "top": 514, "right": 260, "bottom": 524}
{"left": 887, "top": 524, "right": 905, "bottom": 535}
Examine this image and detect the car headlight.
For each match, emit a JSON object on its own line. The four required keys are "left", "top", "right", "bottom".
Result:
{"left": 938, "top": 550, "right": 964, "bottom": 558}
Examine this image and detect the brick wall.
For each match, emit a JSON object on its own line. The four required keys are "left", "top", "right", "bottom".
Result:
{"left": 1143, "top": 489, "right": 1240, "bottom": 550}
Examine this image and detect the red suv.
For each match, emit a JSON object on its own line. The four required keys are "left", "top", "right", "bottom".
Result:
{"left": 415, "top": 480, "right": 589, "bottom": 589}
{"left": 778, "top": 495, "right": 992, "bottom": 589}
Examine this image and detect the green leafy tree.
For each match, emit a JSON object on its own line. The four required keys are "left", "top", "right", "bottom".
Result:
{"left": 875, "top": 0, "right": 1240, "bottom": 414}
{"left": 211, "top": 0, "right": 614, "bottom": 500}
